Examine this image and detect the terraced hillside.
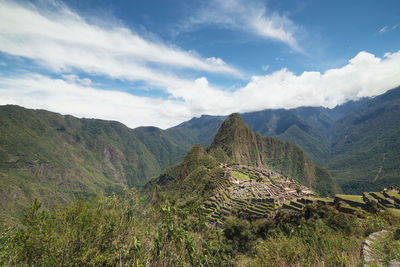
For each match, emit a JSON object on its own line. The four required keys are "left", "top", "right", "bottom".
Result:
{"left": 151, "top": 113, "right": 338, "bottom": 221}
{"left": 203, "top": 165, "right": 315, "bottom": 227}
{"left": 280, "top": 189, "right": 400, "bottom": 217}
{"left": 156, "top": 147, "right": 400, "bottom": 228}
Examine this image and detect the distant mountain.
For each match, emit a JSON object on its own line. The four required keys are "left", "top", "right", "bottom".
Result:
{"left": 167, "top": 98, "right": 367, "bottom": 165}
{"left": 328, "top": 87, "right": 400, "bottom": 193}
{"left": 292, "top": 98, "right": 369, "bottom": 135}
{"left": 0, "top": 105, "right": 186, "bottom": 223}
{"left": 166, "top": 115, "right": 226, "bottom": 148}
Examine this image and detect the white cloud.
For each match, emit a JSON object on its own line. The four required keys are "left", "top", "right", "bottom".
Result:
{"left": 249, "top": 8, "right": 300, "bottom": 51}
{"left": 379, "top": 26, "right": 390, "bottom": 33}
{"left": 181, "top": 0, "right": 301, "bottom": 51}
{"left": 229, "top": 50, "right": 400, "bottom": 111}
{"left": 160, "top": 50, "right": 400, "bottom": 119}
{"left": 61, "top": 74, "right": 92, "bottom": 86}
{"left": 261, "top": 65, "right": 270, "bottom": 71}
{"left": 2, "top": 50, "right": 399, "bottom": 129}
{"left": 0, "top": 0, "right": 241, "bottom": 89}
{"left": 0, "top": 73, "right": 191, "bottom": 128}
{"left": 378, "top": 24, "right": 399, "bottom": 34}
{"left": 206, "top": 57, "right": 226, "bottom": 66}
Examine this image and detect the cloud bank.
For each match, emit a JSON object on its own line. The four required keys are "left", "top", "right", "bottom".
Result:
{"left": 1, "top": 50, "right": 399, "bottom": 129}
{"left": 0, "top": 0, "right": 241, "bottom": 90}
{"left": 0, "top": 73, "right": 190, "bottom": 128}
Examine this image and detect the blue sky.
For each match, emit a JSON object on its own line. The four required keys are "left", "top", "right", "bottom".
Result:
{"left": 0, "top": 0, "right": 400, "bottom": 128}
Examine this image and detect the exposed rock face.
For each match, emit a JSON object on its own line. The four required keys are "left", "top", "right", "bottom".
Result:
{"left": 208, "top": 113, "right": 263, "bottom": 167}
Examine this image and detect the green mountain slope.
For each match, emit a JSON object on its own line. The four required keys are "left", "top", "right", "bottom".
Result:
{"left": 166, "top": 115, "right": 226, "bottom": 148}
{"left": 149, "top": 144, "right": 221, "bottom": 205}
{"left": 207, "top": 113, "right": 338, "bottom": 196}
{"left": 0, "top": 105, "right": 186, "bottom": 223}
{"left": 328, "top": 86, "right": 400, "bottom": 193}
{"left": 291, "top": 99, "right": 369, "bottom": 135}
{"left": 2, "top": 85, "right": 398, "bottom": 223}
{"left": 208, "top": 113, "right": 263, "bottom": 167}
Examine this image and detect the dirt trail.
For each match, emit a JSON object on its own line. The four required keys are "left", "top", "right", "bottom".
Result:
{"left": 373, "top": 152, "right": 386, "bottom": 183}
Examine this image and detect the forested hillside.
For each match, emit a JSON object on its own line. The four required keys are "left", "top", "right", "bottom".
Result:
{"left": 0, "top": 105, "right": 186, "bottom": 223}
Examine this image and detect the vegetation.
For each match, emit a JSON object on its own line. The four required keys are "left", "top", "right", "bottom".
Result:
{"left": 1, "top": 192, "right": 399, "bottom": 266}
{"left": 329, "top": 86, "right": 400, "bottom": 193}
{"left": 232, "top": 171, "right": 250, "bottom": 181}
{"left": 370, "top": 226, "right": 400, "bottom": 264}
{"left": 0, "top": 190, "right": 229, "bottom": 266}
{"left": 2, "top": 103, "right": 400, "bottom": 265}
{"left": 335, "top": 194, "right": 364, "bottom": 203}
{"left": 0, "top": 105, "right": 187, "bottom": 223}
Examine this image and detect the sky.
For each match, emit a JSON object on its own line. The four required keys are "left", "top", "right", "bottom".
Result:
{"left": 0, "top": 0, "right": 400, "bottom": 129}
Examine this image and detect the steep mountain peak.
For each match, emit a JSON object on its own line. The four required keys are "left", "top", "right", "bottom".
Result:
{"left": 211, "top": 113, "right": 247, "bottom": 137}
{"left": 225, "top": 112, "right": 242, "bottom": 122}
{"left": 204, "top": 113, "right": 338, "bottom": 196}
{"left": 207, "top": 113, "right": 262, "bottom": 166}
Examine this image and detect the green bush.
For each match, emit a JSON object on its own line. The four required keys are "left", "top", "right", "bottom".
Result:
{"left": 1, "top": 189, "right": 399, "bottom": 266}
{"left": 224, "top": 217, "right": 255, "bottom": 253}
{"left": 394, "top": 227, "right": 400, "bottom": 240}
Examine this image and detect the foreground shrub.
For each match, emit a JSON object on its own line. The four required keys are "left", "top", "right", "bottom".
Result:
{"left": 0, "top": 189, "right": 231, "bottom": 266}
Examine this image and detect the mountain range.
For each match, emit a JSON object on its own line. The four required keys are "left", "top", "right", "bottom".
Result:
{"left": 1, "top": 86, "right": 400, "bottom": 222}
{"left": 167, "top": 86, "right": 400, "bottom": 194}
{"left": 155, "top": 113, "right": 336, "bottom": 191}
